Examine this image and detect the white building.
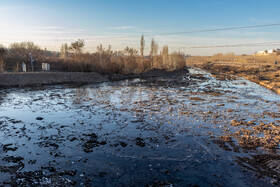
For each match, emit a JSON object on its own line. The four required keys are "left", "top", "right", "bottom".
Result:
{"left": 256, "top": 50, "right": 268, "bottom": 55}
{"left": 267, "top": 49, "right": 275, "bottom": 54}
{"left": 42, "top": 63, "right": 50, "bottom": 71}
{"left": 22, "top": 62, "right": 26, "bottom": 72}
{"left": 256, "top": 49, "right": 279, "bottom": 55}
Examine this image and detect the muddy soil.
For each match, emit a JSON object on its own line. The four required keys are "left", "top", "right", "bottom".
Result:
{"left": 108, "top": 67, "right": 190, "bottom": 81}
{"left": 0, "top": 67, "right": 279, "bottom": 186}
{"left": 0, "top": 68, "right": 189, "bottom": 88}
{"left": 0, "top": 72, "right": 108, "bottom": 88}
{"left": 192, "top": 61, "right": 280, "bottom": 95}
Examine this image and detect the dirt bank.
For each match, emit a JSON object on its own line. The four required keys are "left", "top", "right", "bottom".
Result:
{"left": 108, "top": 67, "right": 190, "bottom": 81}
{"left": 0, "top": 67, "right": 190, "bottom": 88}
{"left": 188, "top": 61, "right": 280, "bottom": 94}
{"left": 0, "top": 72, "right": 108, "bottom": 87}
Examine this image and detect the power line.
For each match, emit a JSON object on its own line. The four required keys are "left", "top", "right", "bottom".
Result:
{"left": 2, "top": 23, "right": 280, "bottom": 44}
{"left": 3, "top": 40, "right": 280, "bottom": 52}
{"left": 82, "top": 41, "right": 280, "bottom": 50}
{"left": 52, "top": 23, "right": 280, "bottom": 41}
{"left": 142, "top": 23, "right": 280, "bottom": 37}
{"left": 171, "top": 41, "right": 280, "bottom": 49}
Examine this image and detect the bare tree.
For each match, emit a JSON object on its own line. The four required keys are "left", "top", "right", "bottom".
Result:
{"left": 95, "top": 44, "right": 115, "bottom": 73}
{"left": 9, "top": 41, "right": 41, "bottom": 62}
{"left": 0, "top": 45, "right": 6, "bottom": 58}
{"left": 96, "top": 44, "right": 105, "bottom": 54}
{"left": 96, "top": 44, "right": 105, "bottom": 67}
{"left": 0, "top": 44, "right": 7, "bottom": 71}
{"left": 9, "top": 42, "right": 41, "bottom": 58}
{"left": 8, "top": 41, "right": 42, "bottom": 71}
{"left": 124, "top": 47, "right": 138, "bottom": 57}
{"left": 122, "top": 46, "right": 139, "bottom": 73}
{"left": 69, "top": 39, "right": 85, "bottom": 55}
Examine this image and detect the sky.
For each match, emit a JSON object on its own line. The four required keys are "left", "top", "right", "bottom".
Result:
{"left": 0, "top": 0, "right": 280, "bottom": 55}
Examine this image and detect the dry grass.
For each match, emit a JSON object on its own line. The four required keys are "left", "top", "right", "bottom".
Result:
{"left": 187, "top": 53, "right": 280, "bottom": 95}
{"left": 186, "top": 53, "right": 280, "bottom": 66}
{"left": 1, "top": 41, "right": 186, "bottom": 74}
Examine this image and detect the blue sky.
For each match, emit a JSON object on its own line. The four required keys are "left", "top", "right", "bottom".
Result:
{"left": 0, "top": 0, "right": 280, "bottom": 55}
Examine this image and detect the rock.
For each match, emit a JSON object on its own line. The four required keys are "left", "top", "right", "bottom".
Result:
{"left": 134, "top": 137, "right": 146, "bottom": 147}
{"left": 3, "top": 156, "right": 24, "bottom": 163}
{"left": 36, "top": 117, "right": 44, "bottom": 120}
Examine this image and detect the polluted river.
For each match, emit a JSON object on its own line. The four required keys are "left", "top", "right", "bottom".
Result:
{"left": 0, "top": 67, "right": 280, "bottom": 186}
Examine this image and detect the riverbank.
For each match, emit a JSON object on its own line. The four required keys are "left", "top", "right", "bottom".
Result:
{"left": 108, "top": 67, "right": 189, "bottom": 81}
{"left": 0, "top": 67, "right": 190, "bottom": 88}
{"left": 187, "top": 61, "right": 280, "bottom": 94}
{"left": 0, "top": 72, "right": 108, "bottom": 87}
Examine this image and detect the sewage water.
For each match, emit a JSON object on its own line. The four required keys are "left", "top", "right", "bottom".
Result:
{"left": 0, "top": 68, "right": 280, "bottom": 186}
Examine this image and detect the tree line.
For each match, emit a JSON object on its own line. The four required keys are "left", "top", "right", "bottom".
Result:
{"left": 0, "top": 35, "right": 185, "bottom": 74}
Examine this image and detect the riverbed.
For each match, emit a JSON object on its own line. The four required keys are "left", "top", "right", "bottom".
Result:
{"left": 0, "top": 68, "right": 279, "bottom": 186}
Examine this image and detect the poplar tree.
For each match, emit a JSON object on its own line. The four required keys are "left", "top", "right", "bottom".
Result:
{"left": 150, "top": 38, "right": 159, "bottom": 68}
{"left": 60, "top": 43, "right": 69, "bottom": 59}
{"left": 150, "top": 38, "right": 155, "bottom": 57}
{"left": 140, "top": 34, "right": 145, "bottom": 57}
{"left": 162, "top": 45, "right": 169, "bottom": 68}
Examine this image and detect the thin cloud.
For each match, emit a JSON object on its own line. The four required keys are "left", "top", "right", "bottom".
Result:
{"left": 0, "top": 24, "right": 86, "bottom": 35}
{"left": 111, "top": 26, "right": 136, "bottom": 30}
{"left": 0, "top": 6, "right": 31, "bottom": 10}
{"left": 38, "top": 26, "right": 65, "bottom": 29}
{"left": 0, "top": 24, "right": 63, "bottom": 29}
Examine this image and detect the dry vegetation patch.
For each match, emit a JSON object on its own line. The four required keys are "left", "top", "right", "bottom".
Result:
{"left": 186, "top": 53, "right": 280, "bottom": 94}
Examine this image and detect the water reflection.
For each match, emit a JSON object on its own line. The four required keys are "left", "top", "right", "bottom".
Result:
{"left": 0, "top": 68, "right": 279, "bottom": 186}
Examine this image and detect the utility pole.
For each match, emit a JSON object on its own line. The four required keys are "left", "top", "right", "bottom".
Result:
{"left": 29, "top": 53, "right": 34, "bottom": 72}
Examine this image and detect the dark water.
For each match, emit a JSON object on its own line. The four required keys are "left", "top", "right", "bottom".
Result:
{"left": 0, "top": 68, "right": 279, "bottom": 186}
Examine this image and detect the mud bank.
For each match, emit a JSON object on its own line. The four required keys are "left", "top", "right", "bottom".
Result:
{"left": 108, "top": 67, "right": 190, "bottom": 81}
{"left": 191, "top": 62, "right": 280, "bottom": 95}
{"left": 259, "top": 81, "right": 280, "bottom": 95}
{"left": 0, "top": 72, "right": 108, "bottom": 87}
{"left": 0, "top": 68, "right": 189, "bottom": 88}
